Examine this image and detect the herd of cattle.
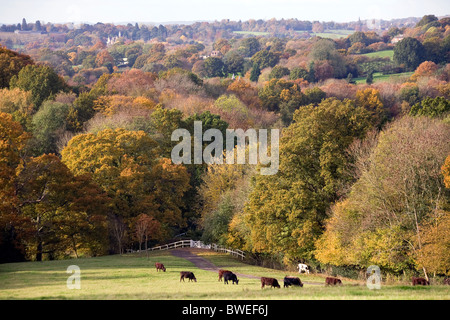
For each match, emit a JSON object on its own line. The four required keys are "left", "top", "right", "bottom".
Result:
{"left": 155, "top": 262, "right": 444, "bottom": 288}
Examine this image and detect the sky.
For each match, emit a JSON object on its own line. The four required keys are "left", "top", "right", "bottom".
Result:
{"left": 0, "top": 0, "right": 449, "bottom": 25}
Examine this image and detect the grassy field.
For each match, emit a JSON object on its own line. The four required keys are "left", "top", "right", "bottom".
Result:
{"left": 232, "top": 31, "right": 270, "bottom": 36}
{"left": 308, "top": 29, "right": 355, "bottom": 39}
{"left": 0, "top": 249, "right": 448, "bottom": 300}
{"left": 361, "top": 50, "right": 394, "bottom": 60}
{"left": 353, "top": 71, "right": 414, "bottom": 84}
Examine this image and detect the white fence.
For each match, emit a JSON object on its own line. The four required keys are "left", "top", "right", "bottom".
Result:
{"left": 146, "top": 239, "right": 245, "bottom": 260}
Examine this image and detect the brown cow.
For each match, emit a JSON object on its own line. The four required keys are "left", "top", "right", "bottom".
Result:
{"left": 155, "top": 262, "right": 166, "bottom": 272}
{"left": 261, "top": 277, "right": 280, "bottom": 289}
{"left": 325, "top": 277, "right": 342, "bottom": 286}
{"left": 218, "top": 269, "right": 231, "bottom": 282}
{"left": 412, "top": 277, "right": 429, "bottom": 286}
{"left": 180, "top": 271, "right": 197, "bottom": 282}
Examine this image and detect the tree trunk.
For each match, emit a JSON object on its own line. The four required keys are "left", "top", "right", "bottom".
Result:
{"left": 72, "top": 236, "right": 79, "bottom": 258}
{"left": 145, "top": 234, "right": 148, "bottom": 260}
{"left": 36, "top": 241, "right": 42, "bottom": 261}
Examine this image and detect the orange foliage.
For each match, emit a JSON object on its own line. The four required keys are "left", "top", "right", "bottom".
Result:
{"left": 411, "top": 61, "right": 439, "bottom": 81}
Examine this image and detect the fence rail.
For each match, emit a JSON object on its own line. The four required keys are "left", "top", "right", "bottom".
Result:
{"left": 143, "top": 239, "right": 245, "bottom": 260}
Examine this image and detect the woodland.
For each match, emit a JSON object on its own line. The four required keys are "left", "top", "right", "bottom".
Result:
{"left": 0, "top": 14, "right": 449, "bottom": 281}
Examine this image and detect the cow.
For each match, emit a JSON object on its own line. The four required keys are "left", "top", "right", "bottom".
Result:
{"left": 325, "top": 277, "right": 342, "bottom": 286}
{"left": 283, "top": 276, "right": 303, "bottom": 288}
{"left": 180, "top": 271, "right": 197, "bottom": 282}
{"left": 297, "top": 263, "right": 309, "bottom": 274}
{"left": 155, "top": 262, "right": 166, "bottom": 272}
{"left": 223, "top": 271, "right": 239, "bottom": 285}
{"left": 261, "top": 277, "right": 280, "bottom": 289}
{"left": 218, "top": 269, "right": 231, "bottom": 282}
{"left": 412, "top": 277, "right": 429, "bottom": 286}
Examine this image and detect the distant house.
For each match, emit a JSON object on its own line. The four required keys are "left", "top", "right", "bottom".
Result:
{"left": 201, "top": 50, "right": 223, "bottom": 60}
{"left": 210, "top": 50, "right": 223, "bottom": 58}
{"left": 391, "top": 35, "right": 404, "bottom": 44}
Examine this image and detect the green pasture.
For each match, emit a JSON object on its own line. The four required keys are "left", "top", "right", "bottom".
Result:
{"left": 308, "top": 29, "right": 355, "bottom": 39}
{"left": 353, "top": 71, "right": 414, "bottom": 84}
{"left": 233, "top": 31, "right": 270, "bottom": 36}
{"left": 361, "top": 49, "right": 394, "bottom": 60}
{"left": 0, "top": 249, "right": 448, "bottom": 300}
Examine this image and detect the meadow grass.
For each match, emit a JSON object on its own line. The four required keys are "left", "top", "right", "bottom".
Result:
{"left": 0, "top": 249, "right": 448, "bottom": 300}
{"left": 353, "top": 71, "right": 414, "bottom": 84}
{"left": 232, "top": 31, "right": 270, "bottom": 36}
{"left": 361, "top": 50, "right": 394, "bottom": 60}
{"left": 307, "top": 29, "right": 355, "bottom": 39}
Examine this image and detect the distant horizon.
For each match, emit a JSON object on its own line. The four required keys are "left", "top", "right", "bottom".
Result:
{"left": 2, "top": 15, "right": 450, "bottom": 29}
{"left": 0, "top": 0, "right": 449, "bottom": 25}
{"left": 2, "top": 16, "right": 449, "bottom": 27}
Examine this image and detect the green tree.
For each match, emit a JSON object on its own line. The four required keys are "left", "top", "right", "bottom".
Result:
{"left": 203, "top": 57, "right": 226, "bottom": 78}
{"left": 393, "top": 37, "right": 426, "bottom": 71}
{"left": 309, "top": 39, "right": 347, "bottom": 78}
{"left": 9, "top": 64, "right": 67, "bottom": 108}
{"left": 365, "top": 71, "right": 373, "bottom": 84}
{"left": 416, "top": 14, "right": 438, "bottom": 27}
{"left": 202, "top": 193, "right": 235, "bottom": 245}
{"left": 223, "top": 50, "right": 245, "bottom": 75}
{"left": 149, "top": 105, "right": 184, "bottom": 157}
{"left": 243, "top": 98, "right": 372, "bottom": 262}
{"left": 251, "top": 50, "right": 279, "bottom": 69}
{"left": 249, "top": 63, "right": 261, "bottom": 82}
{"left": 289, "top": 67, "right": 309, "bottom": 81}
{"left": 31, "top": 101, "right": 71, "bottom": 155}
{"left": 410, "top": 97, "right": 450, "bottom": 118}
{"left": 268, "top": 66, "right": 290, "bottom": 80}
{"left": 238, "top": 37, "right": 261, "bottom": 57}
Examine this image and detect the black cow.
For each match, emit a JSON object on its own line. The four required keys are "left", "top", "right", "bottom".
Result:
{"left": 223, "top": 271, "right": 239, "bottom": 285}
{"left": 180, "top": 271, "right": 197, "bottom": 282}
{"left": 283, "top": 276, "right": 303, "bottom": 288}
{"left": 218, "top": 269, "right": 231, "bottom": 281}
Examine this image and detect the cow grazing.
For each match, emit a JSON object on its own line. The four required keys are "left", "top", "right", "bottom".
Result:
{"left": 261, "top": 277, "right": 280, "bottom": 289}
{"left": 283, "top": 276, "right": 303, "bottom": 288}
{"left": 180, "top": 271, "right": 197, "bottom": 282}
{"left": 218, "top": 269, "right": 231, "bottom": 282}
{"left": 223, "top": 271, "right": 239, "bottom": 285}
{"left": 297, "top": 263, "right": 309, "bottom": 274}
{"left": 155, "top": 262, "right": 166, "bottom": 272}
{"left": 412, "top": 277, "right": 429, "bottom": 286}
{"left": 325, "top": 277, "right": 342, "bottom": 286}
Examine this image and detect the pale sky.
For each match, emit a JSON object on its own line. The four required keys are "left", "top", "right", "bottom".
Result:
{"left": 0, "top": 0, "right": 448, "bottom": 24}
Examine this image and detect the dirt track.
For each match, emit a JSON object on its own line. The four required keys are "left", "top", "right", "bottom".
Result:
{"left": 171, "top": 248, "right": 260, "bottom": 279}
{"left": 170, "top": 248, "right": 322, "bottom": 285}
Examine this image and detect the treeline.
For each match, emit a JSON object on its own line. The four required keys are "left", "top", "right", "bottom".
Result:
{"left": 0, "top": 16, "right": 423, "bottom": 42}
{"left": 1, "top": 15, "right": 447, "bottom": 97}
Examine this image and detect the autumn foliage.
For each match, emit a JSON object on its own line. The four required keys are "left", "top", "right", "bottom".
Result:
{"left": 0, "top": 15, "right": 449, "bottom": 281}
